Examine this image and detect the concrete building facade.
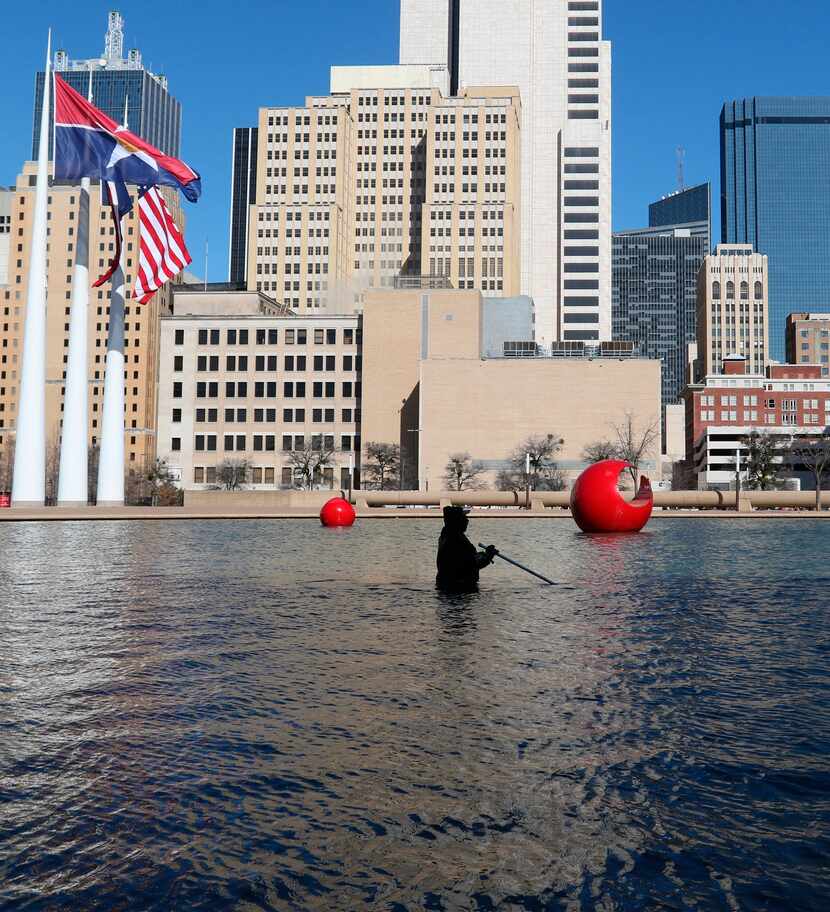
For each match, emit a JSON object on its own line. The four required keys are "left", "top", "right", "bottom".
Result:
{"left": 361, "top": 287, "right": 661, "bottom": 491}
{"left": 683, "top": 359, "right": 830, "bottom": 488}
{"left": 696, "top": 244, "right": 769, "bottom": 378}
{"left": 156, "top": 289, "right": 362, "bottom": 490}
{"left": 0, "top": 163, "right": 183, "bottom": 475}
{"left": 786, "top": 313, "right": 830, "bottom": 377}
{"left": 247, "top": 71, "right": 522, "bottom": 311}
{"left": 400, "top": 0, "right": 612, "bottom": 344}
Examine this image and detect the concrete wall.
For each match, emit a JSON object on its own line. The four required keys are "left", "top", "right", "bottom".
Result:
{"left": 419, "top": 357, "right": 662, "bottom": 490}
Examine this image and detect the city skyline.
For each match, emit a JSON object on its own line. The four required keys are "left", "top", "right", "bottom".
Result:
{"left": 1, "top": 1, "right": 830, "bottom": 282}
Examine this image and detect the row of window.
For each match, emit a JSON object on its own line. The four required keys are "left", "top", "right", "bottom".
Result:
{"left": 182, "top": 407, "right": 359, "bottom": 424}
{"left": 180, "top": 354, "right": 360, "bottom": 373}
{"left": 712, "top": 281, "right": 763, "bottom": 300}
{"left": 187, "top": 434, "right": 360, "bottom": 453}
{"left": 181, "top": 381, "right": 361, "bottom": 400}
{"left": 181, "top": 327, "right": 358, "bottom": 346}
{"left": 193, "top": 465, "right": 349, "bottom": 486}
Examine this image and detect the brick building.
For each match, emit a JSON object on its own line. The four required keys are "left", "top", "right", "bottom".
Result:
{"left": 682, "top": 356, "right": 830, "bottom": 488}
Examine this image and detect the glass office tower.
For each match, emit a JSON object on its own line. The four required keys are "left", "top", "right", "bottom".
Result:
{"left": 721, "top": 97, "right": 830, "bottom": 361}
{"left": 613, "top": 229, "right": 707, "bottom": 433}
{"left": 32, "top": 12, "right": 182, "bottom": 159}
{"left": 228, "top": 127, "right": 258, "bottom": 284}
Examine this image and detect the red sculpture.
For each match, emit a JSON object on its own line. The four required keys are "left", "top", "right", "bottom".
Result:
{"left": 570, "top": 459, "right": 653, "bottom": 533}
{"left": 320, "top": 496, "right": 356, "bottom": 527}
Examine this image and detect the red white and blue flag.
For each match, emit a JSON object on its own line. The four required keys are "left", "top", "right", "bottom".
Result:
{"left": 134, "top": 187, "right": 192, "bottom": 304}
{"left": 54, "top": 74, "right": 201, "bottom": 201}
{"left": 53, "top": 74, "right": 200, "bottom": 286}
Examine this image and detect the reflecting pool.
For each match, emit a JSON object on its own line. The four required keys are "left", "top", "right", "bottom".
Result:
{"left": 1, "top": 518, "right": 828, "bottom": 910}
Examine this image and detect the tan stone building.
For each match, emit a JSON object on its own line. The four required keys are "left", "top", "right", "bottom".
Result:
{"left": 156, "top": 288, "right": 361, "bottom": 490}
{"left": 696, "top": 244, "right": 769, "bottom": 378}
{"left": 247, "top": 67, "right": 521, "bottom": 312}
{"left": 361, "top": 287, "right": 662, "bottom": 490}
{"left": 786, "top": 313, "right": 830, "bottom": 376}
{"left": 0, "top": 162, "right": 184, "bottom": 477}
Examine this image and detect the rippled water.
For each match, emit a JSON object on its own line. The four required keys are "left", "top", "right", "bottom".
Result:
{"left": 1, "top": 517, "right": 829, "bottom": 911}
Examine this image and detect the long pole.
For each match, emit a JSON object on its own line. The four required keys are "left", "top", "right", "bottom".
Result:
{"left": 478, "top": 543, "right": 556, "bottom": 586}
{"left": 96, "top": 95, "right": 129, "bottom": 506}
{"left": 525, "top": 451, "right": 531, "bottom": 509}
{"left": 96, "top": 219, "right": 126, "bottom": 505}
{"left": 58, "top": 70, "right": 93, "bottom": 506}
{"left": 12, "top": 31, "right": 52, "bottom": 507}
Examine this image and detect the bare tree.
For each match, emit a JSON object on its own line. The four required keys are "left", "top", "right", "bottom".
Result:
{"left": 785, "top": 433, "right": 830, "bottom": 511}
{"left": 87, "top": 445, "right": 99, "bottom": 505}
{"left": 0, "top": 437, "right": 15, "bottom": 492}
{"left": 288, "top": 439, "right": 335, "bottom": 490}
{"left": 443, "top": 452, "right": 485, "bottom": 491}
{"left": 363, "top": 442, "right": 401, "bottom": 490}
{"left": 581, "top": 440, "right": 619, "bottom": 464}
{"left": 44, "top": 435, "right": 60, "bottom": 506}
{"left": 497, "top": 434, "right": 565, "bottom": 492}
{"left": 215, "top": 457, "right": 253, "bottom": 491}
{"left": 612, "top": 412, "right": 660, "bottom": 486}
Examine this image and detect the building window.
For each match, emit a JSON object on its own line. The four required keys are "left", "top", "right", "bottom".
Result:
{"left": 171, "top": 438, "right": 181, "bottom": 452}
{"left": 174, "top": 329, "right": 184, "bottom": 345}
{"left": 726, "top": 281, "right": 735, "bottom": 299}
{"left": 712, "top": 281, "right": 721, "bottom": 300}
{"left": 754, "top": 281, "right": 763, "bottom": 300}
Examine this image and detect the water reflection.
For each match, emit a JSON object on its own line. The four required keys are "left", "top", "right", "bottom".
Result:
{"left": 1, "top": 518, "right": 828, "bottom": 911}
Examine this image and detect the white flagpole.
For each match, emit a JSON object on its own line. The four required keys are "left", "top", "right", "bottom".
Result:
{"left": 57, "top": 69, "right": 93, "bottom": 506}
{"left": 96, "top": 95, "right": 129, "bottom": 506}
{"left": 96, "top": 228, "right": 126, "bottom": 505}
{"left": 12, "top": 31, "right": 52, "bottom": 507}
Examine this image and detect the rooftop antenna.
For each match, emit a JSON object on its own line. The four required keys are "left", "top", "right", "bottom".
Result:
{"left": 676, "top": 146, "right": 686, "bottom": 192}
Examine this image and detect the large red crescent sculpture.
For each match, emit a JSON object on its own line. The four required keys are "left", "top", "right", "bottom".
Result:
{"left": 569, "top": 459, "right": 654, "bottom": 533}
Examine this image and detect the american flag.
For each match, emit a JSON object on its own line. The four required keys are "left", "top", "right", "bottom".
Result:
{"left": 134, "top": 187, "right": 192, "bottom": 304}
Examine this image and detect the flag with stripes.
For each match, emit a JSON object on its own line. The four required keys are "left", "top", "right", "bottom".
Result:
{"left": 134, "top": 187, "right": 192, "bottom": 304}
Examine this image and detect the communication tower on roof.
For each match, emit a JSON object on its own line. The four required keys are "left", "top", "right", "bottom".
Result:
{"left": 677, "top": 146, "right": 686, "bottom": 192}
{"left": 104, "top": 11, "right": 124, "bottom": 61}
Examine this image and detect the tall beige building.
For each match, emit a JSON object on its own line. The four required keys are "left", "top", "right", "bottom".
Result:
{"left": 696, "top": 244, "right": 769, "bottom": 378}
{"left": 247, "top": 67, "right": 521, "bottom": 311}
{"left": 0, "top": 162, "right": 182, "bottom": 476}
{"left": 401, "top": 0, "right": 613, "bottom": 344}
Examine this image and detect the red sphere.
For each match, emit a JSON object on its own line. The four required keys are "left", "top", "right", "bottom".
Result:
{"left": 320, "top": 497, "right": 356, "bottom": 527}
{"left": 570, "top": 459, "right": 653, "bottom": 533}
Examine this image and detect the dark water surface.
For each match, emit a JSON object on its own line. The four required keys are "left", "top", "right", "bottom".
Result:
{"left": 1, "top": 518, "right": 828, "bottom": 911}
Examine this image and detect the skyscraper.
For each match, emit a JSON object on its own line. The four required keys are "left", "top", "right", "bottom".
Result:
{"left": 696, "top": 244, "right": 769, "bottom": 378}
{"left": 246, "top": 68, "right": 522, "bottom": 311}
{"left": 228, "top": 127, "right": 258, "bottom": 284}
{"left": 648, "top": 182, "right": 711, "bottom": 250}
{"left": 721, "top": 97, "right": 830, "bottom": 361}
{"left": 612, "top": 229, "right": 707, "bottom": 435}
{"left": 400, "top": 0, "right": 612, "bottom": 344}
{"left": 33, "top": 11, "right": 182, "bottom": 158}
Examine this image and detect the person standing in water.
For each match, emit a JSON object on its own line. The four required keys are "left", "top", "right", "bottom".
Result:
{"left": 436, "top": 506, "right": 497, "bottom": 592}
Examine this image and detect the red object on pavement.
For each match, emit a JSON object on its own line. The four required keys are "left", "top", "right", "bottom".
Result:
{"left": 320, "top": 497, "right": 356, "bottom": 527}
{"left": 0, "top": 492, "right": 10, "bottom": 508}
{"left": 569, "top": 460, "right": 653, "bottom": 533}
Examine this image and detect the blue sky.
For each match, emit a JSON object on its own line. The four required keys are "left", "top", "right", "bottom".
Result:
{"left": 2, "top": 1, "right": 830, "bottom": 280}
